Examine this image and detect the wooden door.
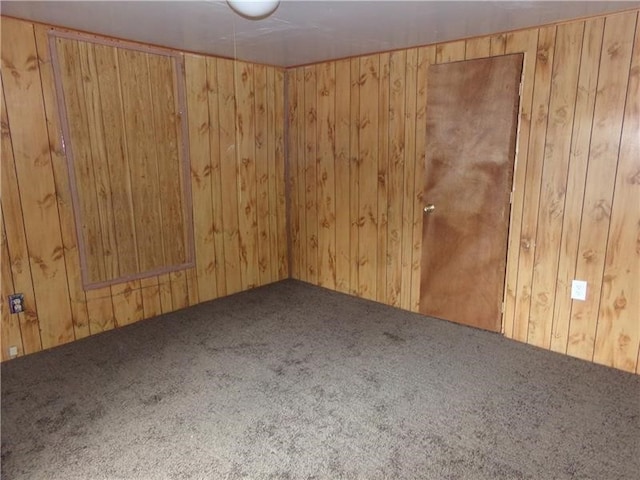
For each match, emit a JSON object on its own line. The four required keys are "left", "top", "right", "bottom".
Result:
{"left": 419, "top": 54, "right": 523, "bottom": 332}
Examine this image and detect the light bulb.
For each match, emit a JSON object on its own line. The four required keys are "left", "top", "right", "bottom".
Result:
{"left": 227, "top": 0, "right": 280, "bottom": 19}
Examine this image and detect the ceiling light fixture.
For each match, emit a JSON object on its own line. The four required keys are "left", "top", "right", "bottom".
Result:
{"left": 227, "top": 0, "right": 280, "bottom": 20}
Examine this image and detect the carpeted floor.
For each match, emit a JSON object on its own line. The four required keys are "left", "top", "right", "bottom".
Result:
{"left": 1, "top": 280, "right": 639, "bottom": 480}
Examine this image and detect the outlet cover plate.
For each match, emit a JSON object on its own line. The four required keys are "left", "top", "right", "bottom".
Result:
{"left": 571, "top": 280, "right": 587, "bottom": 301}
{"left": 8, "top": 293, "right": 24, "bottom": 314}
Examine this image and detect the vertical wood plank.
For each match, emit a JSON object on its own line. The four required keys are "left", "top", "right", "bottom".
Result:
{"left": 528, "top": 22, "right": 584, "bottom": 348}
{"left": 567, "top": 12, "right": 637, "bottom": 361}
{"left": 2, "top": 18, "right": 74, "bottom": 349}
{"left": 266, "top": 66, "right": 279, "bottom": 282}
{"left": 334, "top": 60, "right": 351, "bottom": 294}
{"left": 274, "top": 69, "right": 288, "bottom": 280}
{"left": 316, "top": 62, "right": 337, "bottom": 289}
{"left": 465, "top": 36, "right": 491, "bottom": 60}
{"left": 377, "top": 53, "right": 390, "bottom": 304}
{"left": 349, "top": 58, "right": 360, "bottom": 296}
{"left": 386, "top": 50, "right": 406, "bottom": 307}
{"left": 86, "top": 287, "right": 115, "bottom": 334}
{"left": 296, "top": 68, "right": 309, "bottom": 283}
{"left": 184, "top": 54, "right": 218, "bottom": 301}
{"left": 111, "top": 280, "right": 144, "bottom": 327}
{"left": 490, "top": 34, "right": 507, "bottom": 56}
{"left": 436, "top": 40, "right": 466, "bottom": 63}
{"left": 304, "top": 65, "right": 319, "bottom": 284}
{"left": 185, "top": 268, "right": 200, "bottom": 306}
{"left": 236, "top": 61, "right": 259, "bottom": 289}
{"left": 286, "top": 70, "right": 301, "bottom": 279}
{"left": 254, "top": 64, "right": 271, "bottom": 284}
{"left": 593, "top": 14, "right": 640, "bottom": 372}
{"left": 400, "top": 49, "right": 418, "bottom": 310}
{"left": 140, "top": 276, "right": 162, "bottom": 318}
{"left": 511, "top": 26, "right": 557, "bottom": 342}
{"left": 217, "top": 58, "right": 243, "bottom": 294}
{"left": 205, "top": 57, "right": 227, "bottom": 297}
{"left": 358, "top": 55, "right": 379, "bottom": 300}
{"left": 503, "top": 28, "right": 540, "bottom": 339}
{"left": 169, "top": 270, "right": 189, "bottom": 310}
{"left": 158, "top": 273, "right": 174, "bottom": 313}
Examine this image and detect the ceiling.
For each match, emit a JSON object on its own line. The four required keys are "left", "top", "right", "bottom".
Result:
{"left": 2, "top": 1, "right": 639, "bottom": 67}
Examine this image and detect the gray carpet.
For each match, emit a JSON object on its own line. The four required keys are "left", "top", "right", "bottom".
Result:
{"left": 1, "top": 280, "right": 639, "bottom": 480}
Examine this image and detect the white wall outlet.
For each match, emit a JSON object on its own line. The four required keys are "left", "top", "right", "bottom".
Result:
{"left": 8, "top": 346, "right": 18, "bottom": 358}
{"left": 571, "top": 280, "right": 587, "bottom": 301}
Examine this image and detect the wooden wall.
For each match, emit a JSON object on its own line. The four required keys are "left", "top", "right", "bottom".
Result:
{"left": 286, "top": 9, "right": 640, "bottom": 374}
{"left": 0, "top": 16, "right": 287, "bottom": 361}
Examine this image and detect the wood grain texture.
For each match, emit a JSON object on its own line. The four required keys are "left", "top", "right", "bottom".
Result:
{"left": 286, "top": 69, "right": 301, "bottom": 279}
{"left": 286, "top": 9, "right": 640, "bottom": 373}
{"left": 273, "top": 69, "right": 288, "bottom": 280}
{"left": 349, "top": 59, "right": 360, "bottom": 296}
{"left": 528, "top": 22, "right": 584, "bottom": 348}
{"left": 316, "top": 62, "right": 337, "bottom": 289}
{"left": 511, "top": 26, "right": 557, "bottom": 343}
{"left": 185, "top": 53, "right": 217, "bottom": 302}
{"left": 551, "top": 18, "right": 605, "bottom": 354}
{"left": 567, "top": 12, "right": 637, "bottom": 362}
{"left": 334, "top": 60, "right": 351, "bottom": 294}
{"left": 255, "top": 64, "right": 271, "bottom": 285}
{"left": 0, "top": 75, "right": 43, "bottom": 355}
{"left": 377, "top": 53, "right": 390, "bottom": 304}
{"left": 502, "top": 28, "right": 539, "bottom": 339}
{"left": 35, "top": 26, "right": 91, "bottom": 341}
{"left": 54, "top": 35, "right": 192, "bottom": 286}
{"left": 205, "top": 57, "right": 228, "bottom": 298}
{"left": 2, "top": 11, "right": 637, "bottom": 373}
{"left": 111, "top": 280, "right": 144, "bottom": 327}
{"left": 400, "top": 48, "right": 418, "bottom": 311}
{"left": 236, "top": 62, "right": 260, "bottom": 290}
{"left": 593, "top": 16, "right": 640, "bottom": 372}
{"left": 86, "top": 286, "right": 115, "bottom": 334}
{"left": 2, "top": 18, "right": 74, "bottom": 349}
{"left": 217, "top": 57, "right": 244, "bottom": 295}
{"left": 1, "top": 17, "right": 287, "bottom": 361}
{"left": 358, "top": 55, "right": 379, "bottom": 300}
{"left": 304, "top": 66, "right": 319, "bottom": 284}
{"left": 386, "top": 50, "right": 406, "bottom": 307}
{"left": 465, "top": 36, "right": 491, "bottom": 60}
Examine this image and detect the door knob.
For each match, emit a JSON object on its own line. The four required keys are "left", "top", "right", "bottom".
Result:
{"left": 423, "top": 204, "right": 436, "bottom": 214}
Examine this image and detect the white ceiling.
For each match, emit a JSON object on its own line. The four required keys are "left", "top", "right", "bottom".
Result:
{"left": 2, "top": 1, "right": 639, "bottom": 67}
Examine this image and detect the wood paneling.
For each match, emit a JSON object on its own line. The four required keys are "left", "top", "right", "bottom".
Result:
{"left": 1, "top": 17, "right": 287, "bottom": 360}
{"left": 287, "top": 9, "right": 640, "bottom": 373}
{"left": 53, "top": 34, "right": 192, "bottom": 286}
{"left": 1, "top": 18, "right": 74, "bottom": 350}
{"left": 1, "top": 10, "right": 637, "bottom": 374}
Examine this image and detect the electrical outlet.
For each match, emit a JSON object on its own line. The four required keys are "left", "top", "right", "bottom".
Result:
{"left": 8, "top": 294, "right": 24, "bottom": 314}
{"left": 8, "top": 346, "right": 18, "bottom": 358}
{"left": 571, "top": 280, "right": 587, "bottom": 301}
